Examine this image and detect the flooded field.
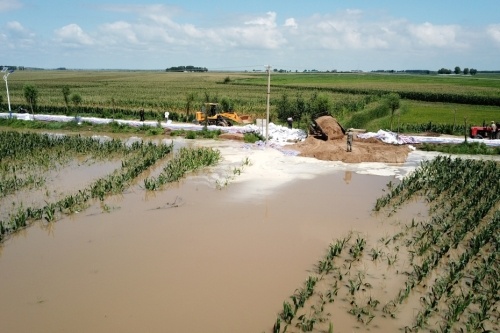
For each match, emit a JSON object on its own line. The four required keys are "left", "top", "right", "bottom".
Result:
{"left": 0, "top": 137, "right": 428, "bottom": 333}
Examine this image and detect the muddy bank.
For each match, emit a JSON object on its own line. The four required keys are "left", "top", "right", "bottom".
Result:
{"left": 291, "top": 135, "right": 411, "bottom": 163}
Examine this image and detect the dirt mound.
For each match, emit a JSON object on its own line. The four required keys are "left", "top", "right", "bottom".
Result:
{"left": 315, "top": 116, "right": 345, "bottom": 140}
{"left": 297, "top": 116, "right": 410, "bottom": 163}
{"left": 219, "top": 133, "right": 244, "bottom": 141}
{"left": 291, "top": 135, "right": 411, "bottom": 163}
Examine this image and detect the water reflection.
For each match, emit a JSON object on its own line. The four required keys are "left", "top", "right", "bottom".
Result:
{"left": 343, "top": 170, "right": 352, "bottom": 184}
{"left": 40, "top": 221, "right": 56, "bottom": 237}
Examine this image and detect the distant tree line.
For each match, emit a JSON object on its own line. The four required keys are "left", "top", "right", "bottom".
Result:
{"left": 438, "top": 66, "right": 477, "bottom": 75}
{"left": 165, "top": 66, "right": 208, "bottom": 72}
{"left": 372, "top": 70, "right": 431, "bottom": 74}
{"left": 372, "top": 68, "right": 483, "bottom": 75}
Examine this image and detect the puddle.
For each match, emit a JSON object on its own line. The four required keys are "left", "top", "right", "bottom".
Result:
{"left": 0, "top": 140, "right": 430, "bottom": 333}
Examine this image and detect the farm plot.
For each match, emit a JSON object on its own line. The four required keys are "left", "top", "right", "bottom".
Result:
{"left": 5, "top": 71, "right": 500, "bottom": 133}
{"left": 0, "top": 130, "right": 221, "bottom": 242}
{"left": 272, "top": 156, "right": 499, "bottom": 333}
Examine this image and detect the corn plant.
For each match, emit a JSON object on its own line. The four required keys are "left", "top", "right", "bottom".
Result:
{"left": 349, "top": 236, "right": 366, "bottom": 260}
{"left": 0, "top": 132, "right": 173, "bottom": 242}
{"left": 280, "top": 301, "right": 295, "bottom": 324}
{"left": 296, "top": 314, "right": 316, "bottom": 332}
{"left": 374, "top": 156, "right": 500, "bottom": 331}
{"left": 144, "top": 147, "right": 221, "bottom": 190}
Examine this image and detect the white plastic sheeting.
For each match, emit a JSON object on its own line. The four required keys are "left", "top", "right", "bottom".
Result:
{"left": 2, "top": 112, "right": 499, "bottom": 147}
{"left": 0, "top": 112, "right": 307, "bottom": 145}
{"left": 357, "top": 129, "right": 500, "bottom": 147}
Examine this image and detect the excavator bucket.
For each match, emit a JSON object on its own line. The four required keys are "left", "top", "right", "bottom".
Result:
{"left": 239, "top": 115, "right": 253, "bottom": 124}
{"left": 309, "top": 115, "right": 345, "bottom": 141}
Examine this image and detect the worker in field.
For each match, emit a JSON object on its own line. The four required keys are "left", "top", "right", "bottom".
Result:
{"left": 139, "top": 108, "right": 145, "bottom": 121}
{"left": 287, "top": 117, "right": 293, "bottom": 129}
{"left": 490, "top": 121, "right": 497, "bottom": 139}
{"left": 346, "top": 128, "right": 353, "bottom": 152}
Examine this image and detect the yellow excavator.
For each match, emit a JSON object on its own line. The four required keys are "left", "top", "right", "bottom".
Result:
{"left": 195, "top": 103, "right": 252, "bottom": 126}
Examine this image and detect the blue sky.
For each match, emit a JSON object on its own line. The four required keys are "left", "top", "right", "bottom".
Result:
{"left": 1, "top": 0, "right": 500, "bottom": 71}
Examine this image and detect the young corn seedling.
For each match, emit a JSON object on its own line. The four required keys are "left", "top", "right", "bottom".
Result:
{"left": 280, "top": 301, "right": 295, "bottom": 324}
{"left": 43, "top": 202, "right": 57, "bottom": 222}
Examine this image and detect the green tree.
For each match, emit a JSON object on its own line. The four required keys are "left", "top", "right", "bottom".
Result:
{"left": 62, "top": 86, "right": 71, "bottom": 114}
{"left": 276, "top": 92, "right": 292, "bottom": 121}
{"left": 454, "top": 66, "right": 461, "bottom": 74}
{"left": 23, "top": 84, "right": 38, "bottom": 115}
{"left": 71, "top": 93, "right": 82, "bottom": 117}
{"left": 309, "top": 93, "right": 331, "bottom": 116}
{"left": 470, "top": 68, "right": 477, "bottom": 75}
{"left": 385, "top": 93, "right": 400, "bottom": 131}
{"left": 295, "top": 93, "right": 307, "bottom": 127}
{"left": 463, "top": 68, "right": 469, "bottom": 75}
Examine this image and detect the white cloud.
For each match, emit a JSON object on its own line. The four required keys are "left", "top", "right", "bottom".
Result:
{"left": 3, "top": 21, "right": 36, "bottom": 48}
{"left": 95, "top": 10, "right": 286, "bottom": 51}
{"left": 7, "top": 4, "right": 493, "bottom": 70}
{"left": 285, "top": 10, "right": 474, "bottom": 55}
{"left": 100, "top": 4, "right": 181, "bottom": 29}
{"left": 284, "top": 18, "right": 297, "bottom": 29}
{"left": 408, "top": 22, "right": 461, "bottom": 47}
{"left": 487, "top": 24, "right": 500, "bottom": 43}
{"left": 222, "top": 26, "right": 286, "bottom": 49}
{"left": 54, "top": 24, "right": 94, "bottom": 46}
{"left": 0, "top": 0, "right": 22, "bottom": 12}
{"left": 6, "top": 21, "right": 34, "bottom": 38}
{"left": 230, "top": 12, "right": 286, "bottom": 49}
{"left": 245, "top": 11, "right": 277, "bottom": 28}
{"left": 95, "top": 4, "right": 204, "bottom": 49}
{"left": 100, "top": 21, "right": 139, "bottom": 45}
{"left": 63, "top": 6, "right": 473, "bottom": 62}
{"left": 301, "top": 12, "right": 399, "bottom": 50}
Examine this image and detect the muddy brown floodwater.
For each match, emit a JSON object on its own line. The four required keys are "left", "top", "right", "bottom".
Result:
{"left": 0, "top": 139, "right": 425, "bottom": 333}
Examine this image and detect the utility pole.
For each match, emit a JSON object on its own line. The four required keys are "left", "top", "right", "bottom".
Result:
{"left": 2, "top": 67, "right": 14, "bottom": 118}
{"left": 265, "top": 65, "right": 271, "bottom": 144}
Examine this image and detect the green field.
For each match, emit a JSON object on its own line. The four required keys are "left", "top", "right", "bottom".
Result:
{"left": 242, "top": 72, "right": 500, "bottom": 95}
{"left": 1, "top": 70, "right": 499, "bottom": 132}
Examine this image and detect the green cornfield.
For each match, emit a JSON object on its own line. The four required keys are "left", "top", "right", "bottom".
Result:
{"left": 2, "top": 70, "right": 500, "bottom": 131}
{"left": 273, "top": 156, "right": 499, "bottom": 333}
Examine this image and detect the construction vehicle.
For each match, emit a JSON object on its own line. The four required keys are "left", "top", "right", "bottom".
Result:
{"left": 309, "top": 112, "right": 346, "bottom": 140}
{"left": 195, "top": 103, "right": 252, "bottom": 127}
{"left": 470, "top": 122, "right": 499, "bottom": 139}
{"left": 309, "top": 118, "right": 329, "bottom": 140}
